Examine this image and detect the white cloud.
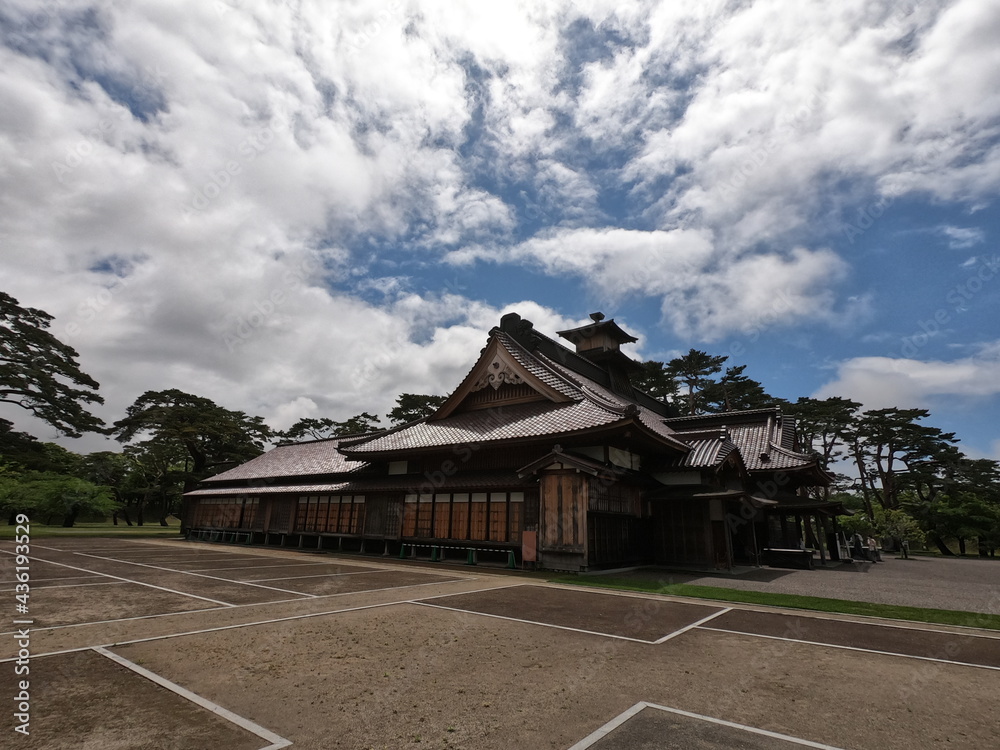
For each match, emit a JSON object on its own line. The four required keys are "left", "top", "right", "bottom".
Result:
{"left": 453, "top": 227, "right": 850, "bottom": 340}
{"left": 814, "top": 343, "right": 1000, "bottom": 409}
{"left": 938, "top": 225, "right": 986, "bottom": 250}
{"left": 3, "top": 0, "right": 1000, "bottom": 453}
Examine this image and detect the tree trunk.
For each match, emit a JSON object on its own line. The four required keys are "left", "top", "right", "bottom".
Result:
{"left": 62, "top": 505, "right": 79, "bottom": 528}
{"left": 931, "top": 534, "right": 954, "bottom": 556}
{"left": 7, "top": 511, "right": 16, "bottom": 525}
{"left": 957, "top": 537, "right": 966, "bottom": 556}
{"left": 111, "top": 511, "right": 119, "bottom": 526}
{"left": 119, "top": 507, "right": 133, "bottom": 526}
{"left": 159, "top": 490, "right": 171, "bottom": 526}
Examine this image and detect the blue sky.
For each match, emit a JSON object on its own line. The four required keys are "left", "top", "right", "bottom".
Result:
{"left": 1, "top": 1, "right": 999, "bottom": 460}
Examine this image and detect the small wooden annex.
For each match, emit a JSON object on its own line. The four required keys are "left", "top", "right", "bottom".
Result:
{"left": 184, "top": 312, "right": 840, "bottom": 571}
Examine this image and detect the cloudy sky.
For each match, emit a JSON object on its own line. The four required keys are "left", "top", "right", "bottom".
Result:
{"left": 2, "top": 0, "right": 999, "bottom": 459}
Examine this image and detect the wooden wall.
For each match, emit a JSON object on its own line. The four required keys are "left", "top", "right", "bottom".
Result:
{"left": 538, "top": 471, "right": 587, "bottom": 556}
{"left": 651, "top": 498, "right": 712, "bottom": 566}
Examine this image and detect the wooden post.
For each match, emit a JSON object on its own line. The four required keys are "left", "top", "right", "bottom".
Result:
{"left": 812, "top": 516, "right": 827, "bottom": 565}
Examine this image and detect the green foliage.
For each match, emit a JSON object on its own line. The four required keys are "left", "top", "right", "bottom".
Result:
{"left": 837, "top": 504, "right": 925, "bottom": 548}
{"left": 0, "top": 470, "right": 115, "bottom": 526}
{"left": 701, "top": 364, "right": 782, "bottom": 412}
{"left": 631, "top": 361, "right": 679, "bottom": 403}
{"left": 277, "top": 412, "right": 383, "bottom": 445}
{"left": 666, "top": 349, "right": 728, "bottom": 415}
{"left": 843, "top": 407, "right": 959, "bottom": 514}
{"left": 0, "top": 291, "right": 106, "bottom": 436}
{"left": 788, "top": 396, "right": 861, "bottom": 469}
{"left": 387, "top": 393, "right": 446, "bottom": 425}
{"left": 113, "top": 389, "right": 272, "bottom": 485}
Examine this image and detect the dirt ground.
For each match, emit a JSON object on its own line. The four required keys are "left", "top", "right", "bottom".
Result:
{"left": 1, "top": 538, "right": 999, "bottom": 750}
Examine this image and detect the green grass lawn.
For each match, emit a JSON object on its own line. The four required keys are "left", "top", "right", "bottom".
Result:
{"left": 548, "top": 575, "right": 1000, "bottom": 631}
{"left": 0, "top": 518, "right": 184, "bottom": 539}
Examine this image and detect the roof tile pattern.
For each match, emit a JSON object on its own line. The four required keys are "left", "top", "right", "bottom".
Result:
{"left": 664, "top": 409, "right": 819, "bottom": 472}
{"left": 342, "top": 400, "right": 622, "bottom": 453}
{"left": 186, "top": 482, "right": 351, "bottom": 496}
{"left": 726, "top": 424, "right": 814, "bottom": 471}
{"left": 493, "top": 331, "right": 583, "bottom": 399}
{"left": 540, "top": 354, "right": 689, "bottom": 451}
{"left": 661, "top": 436, "right": 739, "bottom": 469}
{"left": 202, "top": 439, "right": 368, "bottom": 483}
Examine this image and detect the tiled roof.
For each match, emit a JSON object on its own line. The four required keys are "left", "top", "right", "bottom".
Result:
{"left": 541, "top": 354, "right": 691, "bottom": 452}
{"left": 494, "top": 331, "right": 582, "bottom": 399}
{"left": 663, "top": 407, "right": 784, "bottom": 425}
{"left": 344, "top": 327, "right": 691, "bottom": 457}
{"left": 661, "top": 436, "right": 739, "bottom": 469}
{"left": 663, "top": 408, "right": 820, "bottom": 472}
{"left": 185, "top": 482, "right": 350, "bottom": 497}
{"left": 726, "top": 424, "right": 816, "bottom": 471}
{"left": 202, "top": 438, "right": 368, "bottom": 483}
{"left": 342, "top": 400, "right": 622, "bottom": 454}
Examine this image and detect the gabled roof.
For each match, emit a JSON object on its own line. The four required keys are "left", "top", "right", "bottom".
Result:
{"left": 342, "top": 326, "right": 691, "bottom": 457}
{"left": 664, "top": 408, "right": 831, "bottom": 480}
{"left": 517, "top": 448, "right": 616, "bottom": 478}
{"left": 201, "top": 438, "right": 368, "bottom": 483}
{"left": 659, "top": 434, "right": 741, "bottom": 470}
{"left": 431, "top": 331, "right": 579, "bottom": 421}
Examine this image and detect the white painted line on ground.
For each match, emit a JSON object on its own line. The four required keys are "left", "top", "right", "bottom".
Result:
{"left": 188, "top": 562, "right": 361, "bottom": 574}
{"left": 0, "top": 550, "right": 235, "bottom": 607}
{"left": 0, "top": 575, "right": 103, "bottom": 584}
{"left": 0, "top": 598, "right": 408, "bottom": 663}
{"left": 99, "top": 549, "right": 260, "bottom": 562}
{"left": 654, "top": 607, "right": 733, "bottom": 644}
{"left": 0, "top": 576, "right": 480, "bottom": 638}
{"left": 0, "top": 580, "right": 127, "bottom": 592}
{"left": 565, "top": 701, "right": 647, "bottom": 749}
{"left": 701, "top": 601, "right": 1000, "bottom": 641}
{"left": 698, "top": 626, "right": 1000, "bottom": 672}
{"left": 412, "top": 582, "right": 526, "bottom": 603}
{"left": 93, "top": 647, "right": 291, "bottom": 749}
{"left": 68, "top": 551, "right": 319, "bottom": 599}
{"left": 251, "top": 570, "right": 392, "bottom": 582}
{"left": 567, "top": 701, "right": 846, "bottom": 750}
{"left": 0, "top": 605, "right": 229, "bottom": 636}
{"left": 413, "top": 601, "right": 657, "bottom": 644}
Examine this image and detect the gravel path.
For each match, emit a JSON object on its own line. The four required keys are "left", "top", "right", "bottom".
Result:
{"left": 640, "top": 555, "right": 1000, "bottom": 615}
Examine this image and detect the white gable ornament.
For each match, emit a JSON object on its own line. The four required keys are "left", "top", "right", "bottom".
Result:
{"left": 471, "top": 357, "right": 525, "bottom": 391}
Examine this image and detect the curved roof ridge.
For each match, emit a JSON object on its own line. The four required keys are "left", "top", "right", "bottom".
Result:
{"left": 766, "top": 440, "right": 818, "bottom": 462}
{"left": 493, "top": 330, "right": 583, "bottom": 400}
{"left": 537, "top": 352, "right": 628, "bottom": 410}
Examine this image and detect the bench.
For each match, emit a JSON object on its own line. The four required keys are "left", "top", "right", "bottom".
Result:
{"left": 762, "top": 548, "right": 815, "bottom": 570}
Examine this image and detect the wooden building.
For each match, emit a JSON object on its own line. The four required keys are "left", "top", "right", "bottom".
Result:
{"left": 184, "top": 312, "right": 836, "bottom": 571}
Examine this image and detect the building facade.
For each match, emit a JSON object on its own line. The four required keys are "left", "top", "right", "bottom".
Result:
{"left": 184, "top": 312, "right": 840, "bottom": 571}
